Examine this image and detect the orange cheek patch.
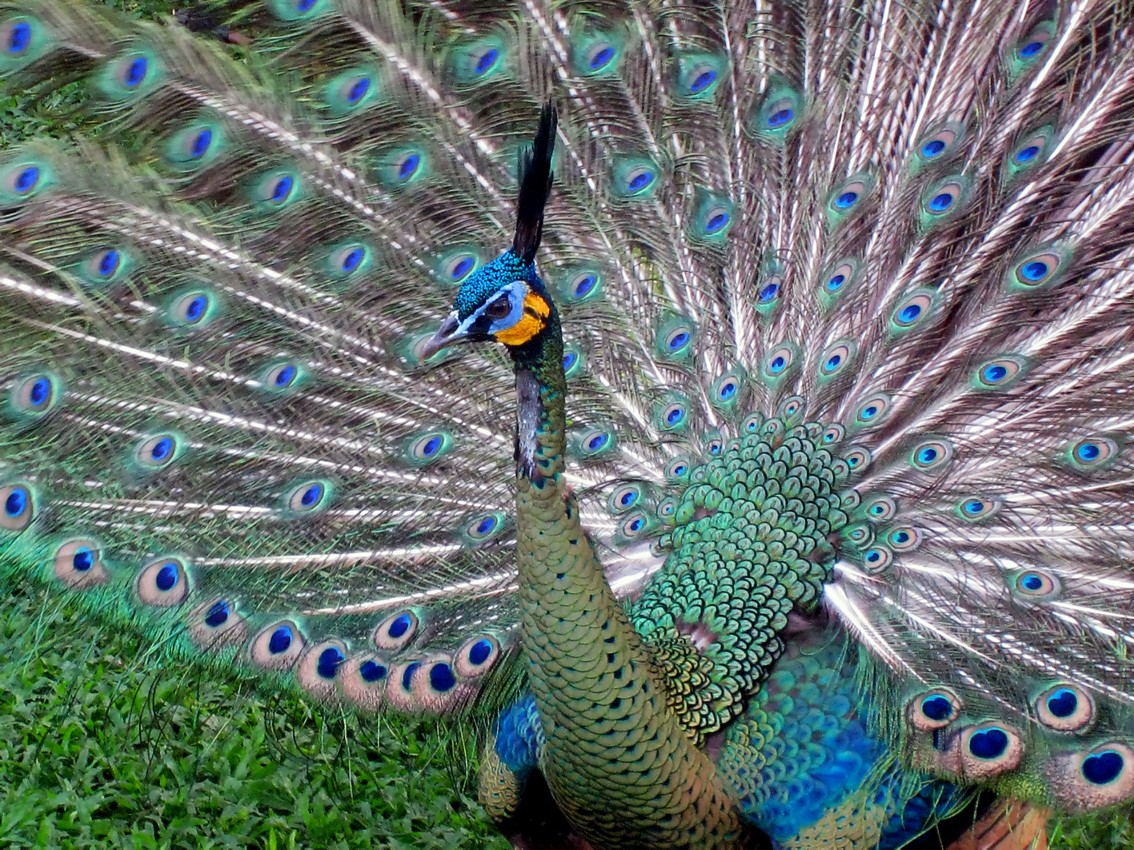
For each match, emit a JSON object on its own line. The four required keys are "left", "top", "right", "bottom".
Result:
{"left": 494, "top": 292, "right": 550, "bottom": 347}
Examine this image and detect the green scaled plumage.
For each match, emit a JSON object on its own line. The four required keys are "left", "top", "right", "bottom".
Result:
{"left": 3, "top": 1, "right": 1134, "bottom": 848}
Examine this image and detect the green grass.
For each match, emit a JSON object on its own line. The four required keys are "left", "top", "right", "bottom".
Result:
{"left": 0, "top": 583, "right": 508, "bottom": 849}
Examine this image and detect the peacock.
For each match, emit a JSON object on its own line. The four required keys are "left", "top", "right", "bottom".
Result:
{"left": 1, "top": 0, "right": 1133, "bottom": 848}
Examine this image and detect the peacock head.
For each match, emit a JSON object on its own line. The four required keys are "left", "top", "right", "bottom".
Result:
{"left": 422, "top": 102, "right": 558, "bottom": 361}
{"left": 420, "top": 250, "right": 554, "bottom": 358}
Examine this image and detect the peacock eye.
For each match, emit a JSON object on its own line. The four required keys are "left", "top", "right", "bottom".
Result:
{"left": 486, "top": 297, "right": 512, "bottom": 319}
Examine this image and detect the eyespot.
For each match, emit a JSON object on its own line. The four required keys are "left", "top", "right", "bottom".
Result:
{"left": 251, "top": 169, "right": 301, "bottom": 208}
{"left": 0, "top": 482, "right": 34, "bottom": 531}
{"left": 762, "top": 344, "right": 797, "bottom": 381}
{"left": 168, "top": 289, "right": 217, "bottom": 327}
{"left": 853, "top": 394, "right": 891, "bottom": 427}
{"left": 562, "top": 345, "right": 584, "bottom": 379}
{"left": 666, "top": 457, "right": 692, "bottom": 481}
{"left": 712, "top": 371, "right": 744, "bottom": 409}
{"left": 1035, "top": 683, "right": 1095, "bottom": 733}
{"left": 705, "top": 436, "right": 724, "bottom": 457}
{"left": 677, "top": 54, "right": 724, "bottom": 98}
{"left": 2, "top": 17, "right": 39, "bottom": 59}
{"left": 1081, "top": 747, "right": 1130, "bottom": 786}
{"left": 101, "top": 50, "right": 160, "bottom": 97}
{"left": 265, "top": 0, "right": 332, "bottom": 21}
{"left": 262, "top": 361, "right": 304, "bottom": 392}
{"left": 53, "top": 538, "right": 109, "bottom": 589}
{"left": 743, "top": 413, "right": 764, "bottom": 434}
{"left": 910, "top": 438, "right": 952, "bottom": 471}
{"left": 1012, "top": 569, "right": 1061, "bottom": 601}
{"left": 451, "top": 37, "right": 506, "bottom": 82}
{"left": 818, "top": 259, "right": 860, "bottom": 306}
{"left": 752, "top": 86, "right": 802, "bottom": 136}
{"left": 322, "top": 67, "right": 378, "bottom": 114}
{"left": 462, "top": 511, "right": 506, "bottom": 543}
{"left": 692, "top": 196, "right": 733, "bottom": 240}
{"left": 376, "top": 146, "right": 430, "bottom": 188}
{"left": 408, "top": 430, "right": 453, "bottom": 465}
{"left": 374, "top": 610, "right": 418, "bottom": 651}
{"left": 914, "top": 125, "right": 963, "bottom": 167}
{"left": 163, "top": 121, "right": 225, "bottom": 170}
{"left": 656, "top": 317, "right": 695, "bottom": 360}
{"left": 563, "top": 270, "right": 602, "bottom": 302}
{"left": 0, "top": 157, "right": 51, "bottom": 202}
{"left": 844, "top": 523, "right": 874, "bottom": 547}
{"left": 285, "top": 479, "right": 332, "bottom": 514}
{"left": 76, "top": 247, "right": 130, "bottom": 285}
{"left": 756, "top": 275, "right": 782, "bottom": 311}
{"left": 608, "top": 484, "right": 643, "bottom": 514}
{"left": 973, "top": 356, "right": 1026, "bottom": 390}
{"left": 1006, "top": 127, "right": 1053, "bottom": 177}
{"left": 135, "top": 556, "right": 190, "bottom": 607}
{"left": 1014, "top": 22, "right": 1053, "bottom": 64}
{"left": 964, "top": 724, "right": 1022, "bottom": 772}
{"left": 438, "top": 250, "right": 480, "bottom": 284}
{"left": 134, "top": 433, "right": 182, "bottom": 471}
{"left": 1008, "top": 246, "right": 1070, "bottom": 290}
{"left": 841, "top": 490, "right": 861, "bottom": 510}
{"left": 822, "top": 424, "right": 845, "bottom": 445}
{"left": 861, "top": 545, "right": 892, "bottom": 574}
{"left": 957, "top": 496, "right": 1000, "bottom": 521}
{"left": 827, "top": 175, "right": 874, "bottom": 220}
{"left": 326, "top": 243, "right": 372, "bottom": 279}
{"left": 762, "top": 419, "right": 783, "bottom": 437}
{"left": 921, "top": 178, "right": 967, "bottom": 220}
{"left": 778, "top": 395, "right": 804, "bottom": 421}
{"left": 887, "top": 526, "right": 921, "bottom": 552}
{"left": 456, "top": 635, "right": 502, "bottom": 677}
{"left": 578, "top": 427, "right": 615, "bottom": 458}
{"left": 10, "top": 372, "right": 60, "bottom": 416}
{"left": 863, "top": 495, "right": 896, "bottom": 522}
{"left": 620, "top": 510, "right": 650, "bottom": 539}
{"left": 908, "top": 688, "right": 961, "bottom": 731}
{"left": 818, "top": 341, "right": 855, "bottom": 380}
{"left": 843, "top": 446, "right": 872, "bottom": 474}
{"left": 891, "top": 290, "right": 935, "bottom": 333}
{"left": 611, "top": 157, "right": 659, "bottom": 199}
{"left": 1067, "top": 437, "right": 1119, "bottom": 470}
{"left": 576, "top": 35, "right": 620, "bottom": 75}
{"left": 652, "top": 397, "right": 688, "bottom": 432}
{"left": 656, "top": 498, "right": 677, "bottom": 521}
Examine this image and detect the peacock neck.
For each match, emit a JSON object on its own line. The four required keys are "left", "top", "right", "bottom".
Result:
{"left": 507, "top": 310, "right": 752, "bottom": 850}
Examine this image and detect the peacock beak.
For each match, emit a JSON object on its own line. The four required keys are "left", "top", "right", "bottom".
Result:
{"left": 421, "top": 311, "right": 467, "bottom": 359}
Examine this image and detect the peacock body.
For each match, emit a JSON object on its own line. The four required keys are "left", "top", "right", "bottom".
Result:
{"left": 1, "top": 1, "right": 1133, "bottom": 848}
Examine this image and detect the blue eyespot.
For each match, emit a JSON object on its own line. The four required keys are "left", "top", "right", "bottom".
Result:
{"left": 1082, "top": 750, "right": 1125, "bottom": 785}
{"left": 189, "top": 128, "right": 213, "bottom": 159}
{"left": 1019, "top": 41, "right": 1045, "bottom": 59}
{"left": 589, "top": 45, "right": 614, "bottom": 71}
{"left": 205, "top": 600, "right": 230, "bottom": 627}
{"left": 150, "top": 437, "right": 173, "bottom": 461}
{"left": 835, "top": 191, "right": 858, "bottom": 209}
{"left": 270, "top": 174, "right": 294, "bottom": 204}
{"left": 97, "top": 250, "right": 121, "bottom": 279}
{"left": 562, "top": 351, "right": 577, "bottom": 371}
{"left": 388, "top": 613, "right": 413, "bottom": 639}
{"left": 155, "top": 561, "right": 179, "bottom": 591}
{"left": 422, "top": 435, "right": 442, "bottom": 457}
{"left": 1017, "top": 571, "right": 1053, "bottom": 594}
{"left": 574, "top": 274, "right": 597, "bottom": 298}
{"left": 922, "top": 695, "right": 954, "bottom": 721}
{"left": 347, "top": 76, "right": 371, "bottom": 104}
{"left": 767, "top": 107, "right": 793, "bottom": 128}
{"left": 929, "top": 192, "right": 953, "bottom": 211}
{"left": 451, "top": 256, "right": 474, "bottom": 281}
{"left": 401, "top": 662, "right": 420, "bottom": 691}
{"left": 690, "top": 68, "right": 717, "bottom": 93}
{"left": 705, "top": 211, "right": 730, "bottom": 233}
{"left": 275, "top": 365, "right": 297, "bottom": 387}
{"left": 340, "top": 247, "right": 365, "bottom": 273}
{"left": 719, "top": 381, "right": 737, "bottom": 400}
{"left": 7, "top": 20, "right": 31, "bottom": 55}
{"left": 124, "top": 56, "right": 149, "bottom": 89}
{"left": 827, "top": 273, "right": 846, "bottom": 291}
{"left": 475, "top": 48, "right": 499, "bottom": 76}
{"left": 1022, "top": 261, "right": 1049, "bottom": 280}
{"left": 185, "top": 294, "right": 208, "bottom": 322}
{"left": 921, "top": 139, "right": 946, "bottom": 158}
{"left": 360, "top": 659, "right": 388, "bottom": 682}
{"left": 969, "top": 727, "right": 1009, "bottom": 760}
{"left": 317, "top": 645, "right": 345, "bottom": 679}
{"left": 899, "top": 304, "right": 921, "bottom": 322}
{"left": 476, "top": 516, "right": 497, "bottom": 535}
{"left": 666, "top": 405, "right": 685, "bottom": 426}
{"left": 826, "top": 354, "right": 841, "bottom": 370}
{"left": 963, "top": 499, "right": 984, "bottom": 515}
{"left": 430, "top": 662, "right": 457, "bottom": 692}
{"left": 1015, "top": 145, "right": 1040, "bottom": 163}
{"left": 13, "top": 165, "right": 39, "bottom": 194}
{"left": 627, "top": 169, "right": 654, "bottom": 192}
{"left": 398, "top": 153, "right": 421, "bottom": 181}
{"left": 759, "top": 283, "right": 779, "bottom": 302}
{"left": 1078, "top": 442, "right": 1099, "bottom": 461}
{"left": 269, "top": 626, "right": 293, "bottom": 654}
{"left": 5, "top": 486, "right": 27, "bottom": 518}
{"left": 983, "top": 364, "right": 1007, "bottom": 383}
{"left": 918, "top": 447, "right": 937, "bottom": 463}
{"left": 469, "top": 639, "right": 494, "bottom": 665}
{"left": 668, "top": 331, "right": 689, "bottom": 351}
{"left": 770, "top": 356, "right": 786, "bottom": 373}
{"left": 587, "top": 433, "right": 608, "bottom": 451}
{"left": 1046, "top": 688, "right": 1079, "bottom": 718}
{"left": 301, "top": 483, "right": 322, "bottom": 507}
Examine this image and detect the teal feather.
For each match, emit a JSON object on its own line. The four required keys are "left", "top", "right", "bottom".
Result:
{"left": 3, "top": 0, "right": 1134, "bottom": 847}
